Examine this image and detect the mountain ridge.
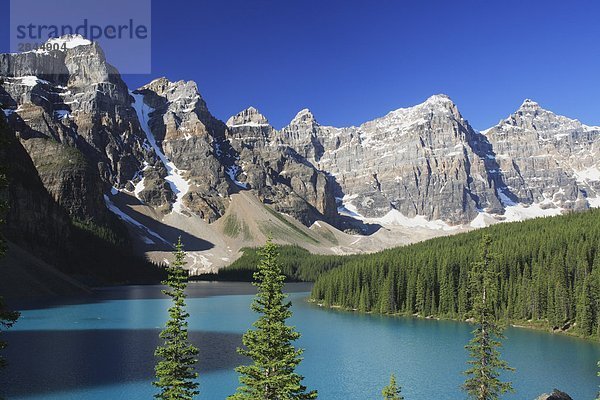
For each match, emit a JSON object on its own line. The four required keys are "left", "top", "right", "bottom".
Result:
{"left": 1, "top": 35, "right": 599, "bottom": 276}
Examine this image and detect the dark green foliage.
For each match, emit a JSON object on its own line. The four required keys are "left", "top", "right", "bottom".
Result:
{"left": 576, "top": 276, "right": 596, "bottom": 336}
{"left": 209, "top": 245, "right": 353, "bottom": 282}
{"left": 72, "top": 218, "right": 128, "bottom": 248}
{"left": 0, "top": 167, "right": 20, "bottom": 379}
{"left": 68, "top": 217, "right": 165, "bottom": 285}
{"left": 154, "top": 238, "right": 199, "bottom": 400}
{"left": 310, "top": 209, "right": 600, "bottom": 339}
{"left": 229, "top": 239, "right": 317, "bottom": 400}
{"left": 0, "top": 297, "right": 19, "bottom": 371}
{"left": 463, "top": 235, "right": 514, "bottom": 400}
{"left": 382, "top": 374, "right": 404, "bottom": 400}
{"left": 0, "top": 114, "right": 162, "bottom": 286}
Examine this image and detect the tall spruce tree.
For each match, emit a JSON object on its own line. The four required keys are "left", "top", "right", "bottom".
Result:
{"left": 0, "top": 169, "right": 20, "bottom": 376}
{"left": 463, "top": 235, "right": 514, "bottom": 400}
{"left": 229, "top": 238, "right": 317, "bottom": 400}
{"left": 381, "top": 374, "right": 404, "bottom": 400}
{"left": 576, "top": 277, "right": 595, "bottom": 336}
{"left": 154, "top": 238, "right": 199, "bottom": 400}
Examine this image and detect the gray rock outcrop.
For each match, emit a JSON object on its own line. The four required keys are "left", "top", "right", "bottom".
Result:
{"left": 226, "top": 107, "right": 337, "bottom": 225}
{"left": 484, "top": 99, "right": 600, "bottom": 211}
{"left": 133, "top": 78, "right": 230, "bottom": 220}
{"left": 535, "top": 389, "right": 574, "bottom": 400}
{"left": 0, "top": 36, "right": 160, "bottom": 223}
{"left": 273, "top": 95, "right": 599, "bottom": 224}
{"left": 277, "top": 95, "right": 506, "bottom": 223}
{"left": 2, "top": 34, "right": 599, "bottom": 245}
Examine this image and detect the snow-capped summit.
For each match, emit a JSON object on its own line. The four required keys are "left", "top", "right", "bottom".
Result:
{"left": 45, "top": 34, "right": 92, "bottom": 51}
{"left": 423, "top": 93, "right": 454, "bottom": 105}
{"left": 360, "top": 93, "right": 461, "bottom": 136}
{"left": 518, "top": 98, "right": 542, "bottom": 112}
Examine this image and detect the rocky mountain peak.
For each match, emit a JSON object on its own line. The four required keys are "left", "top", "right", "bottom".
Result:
{"left": 419, "top": 93, "right": 460, "bottom": 115}
{"left": 0, "top": 34, "right": 117, "bottom": 88}
{"left": 135, "top": 77, "right": 211, "bottom": 119}
{"left": 517, "top": 98, "right": 543, "bottom": 114}
{"left": 226, "top": 106, "right": 270, "bottom": 127}
{"left": 289, "top": 108, "right": 318, "bottom": 126}
{"left": 139, "top": 77, "right": 203, "bottom": 103}
{"left": 360, "top": 94, "right": 463, "bottom": 137}
{"left": 2, "top": 30, "right": 600, "bottom": 274}
{"left": 424, "top": 93, "right": 453, "bottom": 105}
{"left": 45, "top": 34, "right": 93, "bottom": 51}
{"left": 499, "top": 99, "right": 590, "bottom": 134}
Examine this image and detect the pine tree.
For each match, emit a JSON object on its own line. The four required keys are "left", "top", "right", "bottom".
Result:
{"left": 229, "top": 238, "right": 317, "bottom": 400}
{"left": 576, "top": 277, "right": 594, "bottom": 336}
{"left": 154, "top": 238, "right": 199, "bottom": 400}
{"left": 463, "top": 235, "right": 514, "bottom": 400}
{"left": 309, "top": 208, "right": 600, "bottom": 336}
{"left": 381, "top": 374, "right": 404, "bottom": 400}
{"left": 0, "top": 170, "right": 20, "bottom": 375}
{"left": 358, "top": 286, "right": 370, "bottom": 312}
{"left": 0, "top": 297, "right": 19, "bottom": 372}
{"left": 379, "top": 275, "right": 396, "bottom": 314}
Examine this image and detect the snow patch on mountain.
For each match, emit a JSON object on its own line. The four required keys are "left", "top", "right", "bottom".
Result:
{"left": 337, "top": 195, "right": 456, "bottom": 231}
{"left": 3, "top": 76, "right": 49, "bottom": 87}
{"left": 134, "top": 177, "right": 146, "bottom": 199}
{"left": 226, "top": 165, "right": 248, "bottom": 189}
{"left": 503, "top": 203, "right": 563, "bottom": 221}
{"left": 45, "top": 35, "right": 92, "bottom": 50}
{"left": 574, "top": 167, "right": 600, "bottom": 182}
{"left": 588, "top": 197, "right": 600, "bottom": 208}
{"left": 104, "top": 195, "right": 170, "bottom": 245}
{"left": 367, "top": 209, "right": 457, "bottom": 231}
{"left": 336, "top": 195, "right": 362, "bottom": 218}
{"left": 132, "top": 92, "right": 190, "bottom": 213}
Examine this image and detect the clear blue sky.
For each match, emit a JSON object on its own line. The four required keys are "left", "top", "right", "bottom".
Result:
{"left": 2, "top": 0, "right": 599, "bottom": 130}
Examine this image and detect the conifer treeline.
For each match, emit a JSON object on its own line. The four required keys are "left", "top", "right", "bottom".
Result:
{"left": 311, "top": 209, "right": 600, "bottom": 339}
{"left": 209, "top": 245, "right": 354, "bottom": 282}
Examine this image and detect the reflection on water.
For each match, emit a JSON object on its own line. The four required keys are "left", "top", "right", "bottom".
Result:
{"left": 0, "top": 282, "right": 598, "bottom": 400}
{"left": 2, "top": 330, "right": 245, "bottom": 396}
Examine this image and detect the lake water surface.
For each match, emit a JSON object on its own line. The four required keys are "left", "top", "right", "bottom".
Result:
{"left": 1, "top": 282, "right": 599, "bottom": 399}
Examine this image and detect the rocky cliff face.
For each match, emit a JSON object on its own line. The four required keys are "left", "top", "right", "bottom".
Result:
{"left": 226, "top": 107, "right": 337, "bottom": 225}
{"left": 277, "top": 96, "right": 507, "bottom": 223}
{"left": 0, "top": 36, "right": 158, "bottom": 224}
{"left": 127, "top": 82, "right": 340, "bottom": 225}
{"left": 0, "top": 114, "right": 72, "bottom": 262}
{"left": 0, "top": 112, "right": 160, "bottom": 295}
{"left": 273, "top": 95, "right": 599, "bottom": 225}
{"left": 1, "top": 35, "right": 600, "bottom": 276}
{"left": 483, "top": 99, "right": 599, "bottom": 211}
{"left": 132, "top": 78, "right": 231, "bottom": 220}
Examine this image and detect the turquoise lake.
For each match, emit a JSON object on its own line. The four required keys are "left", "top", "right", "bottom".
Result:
{"left": 1, "top": 282, "right": 599, "bottom": 399}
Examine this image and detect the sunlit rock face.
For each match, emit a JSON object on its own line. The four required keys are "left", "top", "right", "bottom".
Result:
{"left": 0, "top": 36, "right": 156, "bottom": 223}
{"left": 483, "top": 99, "right": 600, "bottom": 212}
{"left": 226, "top": 107, "right": 338, "bottom": 226}
{"left": 2, "top": 35, "right": 599, "bottom": 231}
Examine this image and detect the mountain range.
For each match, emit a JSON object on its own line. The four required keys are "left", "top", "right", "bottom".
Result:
{"left": 1, "top": 35, "right": 599, "bottom": 287}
